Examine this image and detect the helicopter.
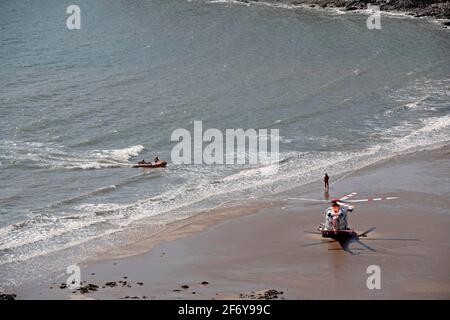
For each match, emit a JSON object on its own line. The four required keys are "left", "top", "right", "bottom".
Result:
{"left": 286, "top": 192, "right": 418, "bottom": 255}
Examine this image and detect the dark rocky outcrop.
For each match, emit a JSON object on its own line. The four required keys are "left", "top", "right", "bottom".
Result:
{"left": 239, "top": 0, "right": 450, "bottom": 20}
{"left": 77, "top": 283, "right": 99, "bottom": 294}
{"left": 0, "top": 293, "right": 17, "bottom": 300}
{"left": 238, "top": 289, "right": 284, "bottom": 299}
{"left": 105, "top": 281, "right": 117, "bottom": 287}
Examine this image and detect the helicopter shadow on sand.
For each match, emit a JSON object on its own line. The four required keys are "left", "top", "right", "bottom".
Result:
{"left": 303, "top": 227, "right": 421, "bottom": 255}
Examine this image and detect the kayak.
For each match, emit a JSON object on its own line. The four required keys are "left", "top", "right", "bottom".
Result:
{"left": 133, "top": 161, "right": 167, "bottom": 168}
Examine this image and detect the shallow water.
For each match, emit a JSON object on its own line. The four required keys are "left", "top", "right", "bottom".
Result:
{"left": 1, "top": 0, "right": 449, "bottom": 288}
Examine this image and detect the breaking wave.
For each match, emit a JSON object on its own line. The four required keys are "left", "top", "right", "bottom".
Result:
{"left": 0, "top": 142, "right": 144, "bottom": 170}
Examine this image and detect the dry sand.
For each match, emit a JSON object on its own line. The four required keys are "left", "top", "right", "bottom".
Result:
{"left": 18, "top": 146, "right": 450, "bottom": 299}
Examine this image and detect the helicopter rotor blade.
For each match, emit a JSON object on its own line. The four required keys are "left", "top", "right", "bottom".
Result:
{"left": 339, "top": 192, "right": 358, "bottom": 201}
{"left": 345, "top": 197, "right": 399, "bottom": 203}
{"left": 358, "top": 227, "right": 376, "bottom": 237}
{"left": 304, "top": 231, "right": 322, "bottom": 235}
{"left": 363, "top": 238, "right": 420, "bottom": 241}
{"left": 286, "top": 198, "right": 330, "bottom": 203}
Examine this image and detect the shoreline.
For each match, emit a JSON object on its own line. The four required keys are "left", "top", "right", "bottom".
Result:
{"left": 1, "top": 0, "right": 449, "bottom": 301}
{"left": 12, "top": 144, "right": 450, "bottom": 299}
{"left": 215, "top": 0, "right": 450, "bottom": 27}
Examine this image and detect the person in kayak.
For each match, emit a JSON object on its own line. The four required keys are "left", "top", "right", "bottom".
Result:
{"left": 322, "top": 200, "right": 353, "bottom": 232}
{"left": 154, "top": 156, "right": 160, "bottom": 163}
{"left": 138, "top": 159, "right": 147, "bottom": 165}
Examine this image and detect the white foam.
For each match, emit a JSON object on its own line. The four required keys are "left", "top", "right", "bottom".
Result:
{"left": 0, "top": 141, "right": 144, "bottom": 170}
{"left": 89, "top": 145, "right": 145, "bottom": 162}
{"left": 384, "top": 79, "right": 450, "bottom": 120}
{"left": 392, "top": 115, "right": 450, "bottom": 148}
{"left": 0, "top": 213, "right": 107, "bottom": 254}
{"left": 0, "top": 228, "right": 120, "bottom": 266}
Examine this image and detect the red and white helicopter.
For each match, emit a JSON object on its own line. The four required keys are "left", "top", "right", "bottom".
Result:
{"left": 287, "top": 192, "right": 418, "bottom": 254}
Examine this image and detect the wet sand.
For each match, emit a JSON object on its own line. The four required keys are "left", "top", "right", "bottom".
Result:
{"left": 17, "top": 146, "right": 450, "bottom": 299}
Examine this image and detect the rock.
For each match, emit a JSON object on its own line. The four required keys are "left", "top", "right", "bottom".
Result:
{"left": 105, "top": 281, "right": 117, "bottom": 287}
{"left": 181, "top": 285, "right": 189, "bottom": 289}
{"left": 79, "top": 287, "right": 89, "bottom": 294}
{"left": 59, "top": 283, "right": 67, "bottom": 289}
{"left": 259, "top": 289, "right": 284, "bottom": 300}
{"left": 76, "top": 283, "right": 99, "bottom": 294}
{"left": 200, "top": 281, "right": 209, "bottom": 286}
{"left": 87, "top": 284, "right": 99, "bottom": 291}
{"left": 239, "top": 289, "right": 284, "bottom": 300}
{"left": 0, "top": 293, "right": 17, "bottom": 300}
{"left": 137, "top": 282, "right": 144, "bottom": 286}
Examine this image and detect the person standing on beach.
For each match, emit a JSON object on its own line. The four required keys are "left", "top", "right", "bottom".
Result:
{"left": 324, "top": 173, "right": 330, "bottom": 192}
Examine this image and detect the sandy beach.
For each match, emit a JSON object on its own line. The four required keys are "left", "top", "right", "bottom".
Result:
{"left": 16, "top": 146, "right": 450, "bottom": 300}
{"left": 1, "top": 0, "right": 450, "bottom": 303}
